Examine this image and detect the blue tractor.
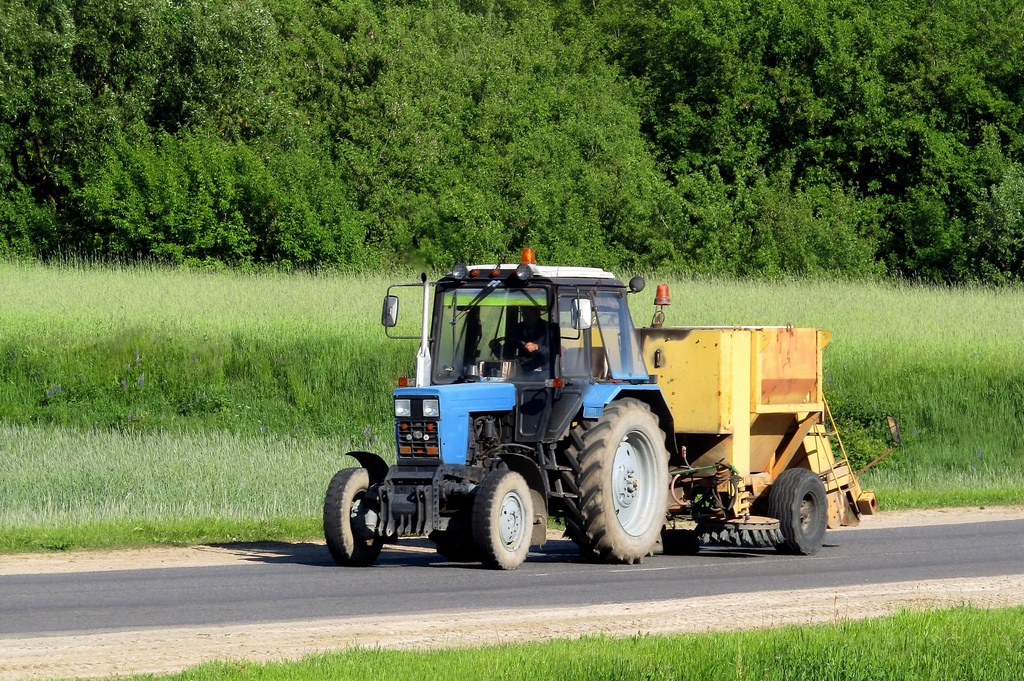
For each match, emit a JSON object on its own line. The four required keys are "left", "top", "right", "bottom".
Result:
{"left": 324, "top": 250, "right": 672, "bottom": 569}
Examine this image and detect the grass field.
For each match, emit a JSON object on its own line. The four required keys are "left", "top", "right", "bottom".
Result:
{"left": 76, "top": 606, "right": 1024, "bottom": 681}
{"left": 1, "top": 262, "right": 1022, "bottom": 549}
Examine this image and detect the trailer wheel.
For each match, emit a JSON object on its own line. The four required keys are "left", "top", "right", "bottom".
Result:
{"left": 324, "top": 467, "right": 383, "bottom": 567}
{"left": 769, "top": 467, "right": 828, "bottom": 555}
{"left": 574, "top": 399, "right": 669, "bottom": 564}
{"left": 472, "top": 470, "right": 533, "bottom": 570}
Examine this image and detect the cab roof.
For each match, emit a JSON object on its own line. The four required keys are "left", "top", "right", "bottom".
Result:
{"left": 463, "top": 263, "right": 618, "bottom": 280}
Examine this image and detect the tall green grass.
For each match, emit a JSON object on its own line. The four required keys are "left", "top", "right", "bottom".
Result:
{"left": 0, "top": 263, "right": 409, "bottom": 438}
{"left": 1, "top": 263, "right": 1022, "bottom": 549}
{"left": 0, "top": 425, "right": 386, "bottom": 523}
{"left": 0, "top": 424, "right": 392, "bottom": 550}
{"left": 101, "top": 606, "right": 1024, "bottom": 681}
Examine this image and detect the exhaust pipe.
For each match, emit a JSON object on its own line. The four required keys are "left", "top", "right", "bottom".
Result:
{"left": 415, "top": 272, "right": 432, "bottom": 387}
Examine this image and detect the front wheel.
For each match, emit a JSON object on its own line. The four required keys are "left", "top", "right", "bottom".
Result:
{"left": 324, "top": 467, "right": 383, "bottom": 567}
{"left": 472, "top": 470, "right": 533, "bottom": 570}
{"left": 574, "top": 399, "right": 669, "bottom": 563}
{"left": 769, "top": 467, "right": 828, "bottom": 555}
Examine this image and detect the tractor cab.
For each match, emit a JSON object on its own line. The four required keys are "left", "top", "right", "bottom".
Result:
{"left": 424, "top": 251, "right": 650, "bottom": 387}
{"left": 383, "top": 250, "right": 652, "bottom": 447}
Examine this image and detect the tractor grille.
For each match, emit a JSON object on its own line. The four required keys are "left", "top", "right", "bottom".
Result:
{"left": 395, "top": 419, "right": 440, "bottom": 457}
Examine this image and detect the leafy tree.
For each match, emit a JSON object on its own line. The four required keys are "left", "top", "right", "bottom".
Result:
{"left": 1, "top": 0, "right": 1023, "bottom": 277}
{"left": 590, "top": 0, "right": 1024, "bottom": 278}
{"left": 970, "top": 163, "right": 1024, "bottom": 282}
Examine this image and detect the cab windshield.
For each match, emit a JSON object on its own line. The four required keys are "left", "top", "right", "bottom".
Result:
{"left": 433, "top": 286, "right": 550, "bottom": 384}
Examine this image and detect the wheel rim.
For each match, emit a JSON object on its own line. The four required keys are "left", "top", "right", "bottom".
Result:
{"left": 612, "top": 429, "right": 660, "bottom": 536}
{"left": 798, "top": 493, "right": 818, "bottom": 535}
{"left": 349, "top": 494, "right": 378, "bottom": 540}
{"left": 798, "top": 496, "right": 812, "bottom": 531}
{"left": 498, "top": 490, "right": 527, "bottom": 551}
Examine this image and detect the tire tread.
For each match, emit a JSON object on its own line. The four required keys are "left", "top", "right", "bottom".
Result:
{"left": 768, "top": 467, "right": 827, "bottom": 555}
{"left": 571, "top": 399, "right": 669, "bottom": 564}
{"left": 323, "top": 467, "right": 383, "bottom": 567}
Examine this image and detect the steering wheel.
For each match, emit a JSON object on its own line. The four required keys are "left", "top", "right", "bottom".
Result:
{"left": 489, "top": 336, "right": 528, "bottom": 359}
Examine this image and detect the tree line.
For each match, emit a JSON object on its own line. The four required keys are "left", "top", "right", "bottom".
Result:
{"left": 1, "top": 0, "right": 1022, "bottom": 279}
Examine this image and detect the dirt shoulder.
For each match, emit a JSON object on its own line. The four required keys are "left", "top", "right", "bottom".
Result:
{"left": 1, "top": 506, "right": 1023, "bottom": 681}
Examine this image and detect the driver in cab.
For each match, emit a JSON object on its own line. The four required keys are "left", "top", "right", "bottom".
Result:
{"left": 489, "top": 305, "right": 549, "bottom": 373}
{"left": 515, "top": 305, "right": 549, "bottom": 371}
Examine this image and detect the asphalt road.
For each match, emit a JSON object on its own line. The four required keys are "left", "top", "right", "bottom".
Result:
{"left": 3, "top": 518, "right": 1023, "bottom": 639}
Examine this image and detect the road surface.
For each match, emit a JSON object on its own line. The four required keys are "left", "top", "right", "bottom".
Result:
{"left": 1, "top": 508, "right": 1023, "bottom": 680}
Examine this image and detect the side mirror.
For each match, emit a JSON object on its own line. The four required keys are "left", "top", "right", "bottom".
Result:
{"left": 628, "top": 276, "right": 646, "bottom": 294}
{"left": 572, "top": 298, "right": 593, "bottom": 330}
{"left": 381, "top": 295, "right": 399, "bottom": 328}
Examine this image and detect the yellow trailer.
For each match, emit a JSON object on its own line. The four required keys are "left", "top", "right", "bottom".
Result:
{"left": 639, "top": 323, "right": 876, "bottom": 553}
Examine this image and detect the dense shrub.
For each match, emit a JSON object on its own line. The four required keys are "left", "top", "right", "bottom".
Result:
{"left": 1, "top": 0, "right": 1022, "bottom": 277}
{"left": 593, "top": 0, "right": 1024, "bottom": 280}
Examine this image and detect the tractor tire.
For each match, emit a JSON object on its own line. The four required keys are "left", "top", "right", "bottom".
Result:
{"left": 573, "top": 399, "right": 670, "bottom": 564}
{"left": 471, "top": 470, "right": 533, "bottom": 570}
{"left": 769, "top": 467, "right": 828, "bottom": 555}
{"left": 429, "top": 530, "right": 481, "bottom": 563}
{"left": 323, "top": 467, "right": 384, "bottom": 567}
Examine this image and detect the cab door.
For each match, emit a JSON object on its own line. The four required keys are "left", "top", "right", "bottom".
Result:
{"left": 543, "top": 290, "right": 594, "bottom": 440}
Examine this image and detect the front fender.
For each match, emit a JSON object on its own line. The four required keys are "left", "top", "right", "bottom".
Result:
{"left": 347, "top": 451, "right": 390, "bottom": 485}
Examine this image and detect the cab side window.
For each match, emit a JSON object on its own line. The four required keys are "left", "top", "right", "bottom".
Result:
{"left": 558, "top": 294, "right": 589, "bottom": 377}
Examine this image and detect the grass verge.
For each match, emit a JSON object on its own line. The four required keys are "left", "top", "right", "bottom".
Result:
{"left": 79, "top": 606, "right": 1024, "bottom": 681}
{"left": 0, "top": 517, "right": 321, "bottom": 553}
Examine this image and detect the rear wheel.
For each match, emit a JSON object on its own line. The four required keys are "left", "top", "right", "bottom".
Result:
{"left": 574, "top": 399, "right": 669, "bottom": 563}
{"left": 472, "top": 470, "right": 533, "bottom": 570}
{"left": 769, "top": 467, "right": 828, "bottom": 555}
{"left": 323, "top": 468, "right": 383, "bottom": 567}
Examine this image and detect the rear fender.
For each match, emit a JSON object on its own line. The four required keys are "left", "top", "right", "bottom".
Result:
{"left": 582, "top": 386, "right": 676, "bottom": 455}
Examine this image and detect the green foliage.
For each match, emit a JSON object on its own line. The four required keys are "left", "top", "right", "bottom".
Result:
{"left": 77, "top": 131, "right": 370, "bottom": 268}
{"left": 1, "top": 0, "right": 1022, "bottom": 277}
{"left": 971, "top": 163, "right": 1024, "bottom": 282}
{"left": 312, "top": 2, "right": 679, "bottom": 269}
{"left": 596, "top": 0, "right": 1024, "bottom": 280}
{"left": 670, "top": 169, "right": 883, "bottom": 276}
{"left": 0, "top": 0, "right": 680, "bottom": 271}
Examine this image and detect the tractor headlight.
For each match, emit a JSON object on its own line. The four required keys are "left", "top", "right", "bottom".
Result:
{"left": 422, "top": 399, "right": 440, "bottom": 417}
{"left": 394, "top": 399, "right": 412, "bottom": 417}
